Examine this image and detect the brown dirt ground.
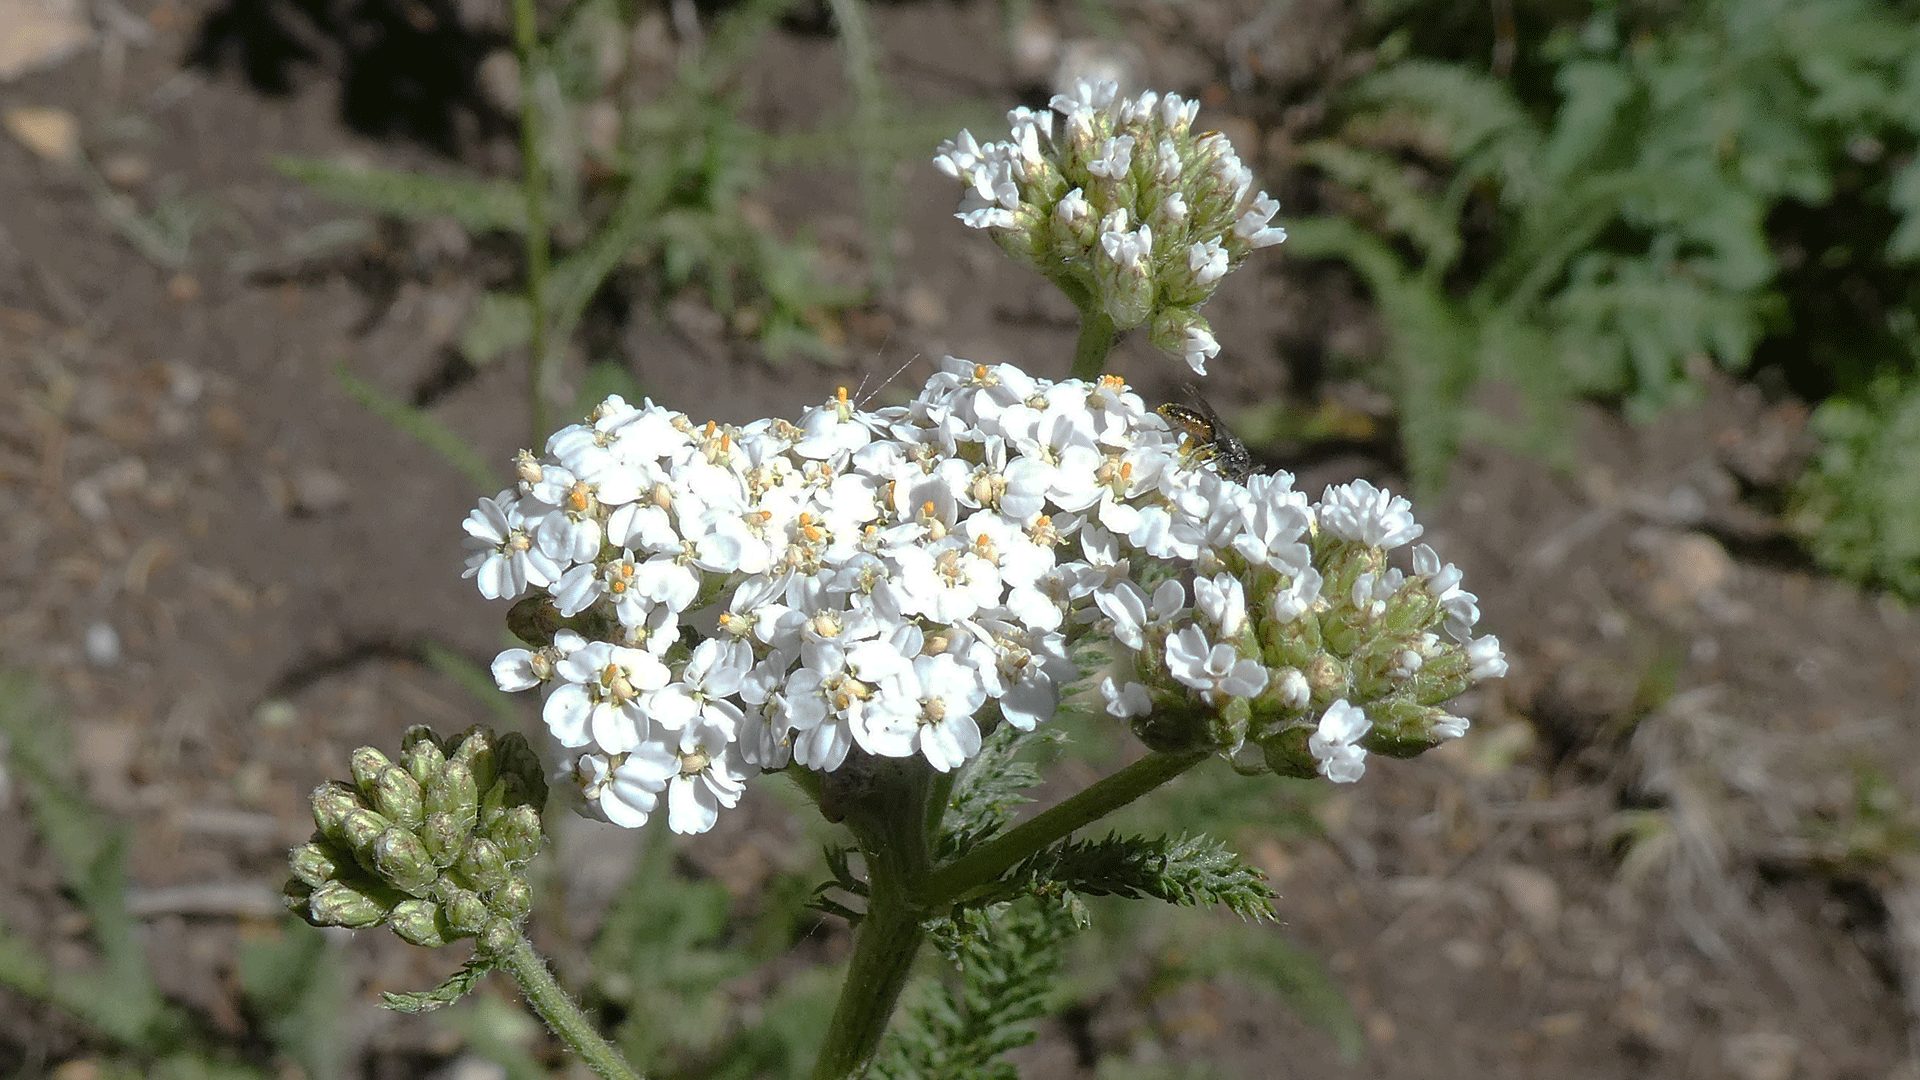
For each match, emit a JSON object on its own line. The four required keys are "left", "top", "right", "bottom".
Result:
{"left": 4, "top": 1, "right": 1920, "bottom": 1078}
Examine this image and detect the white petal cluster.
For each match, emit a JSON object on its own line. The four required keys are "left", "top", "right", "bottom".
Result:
{"left": 465, "top": 358, "right": 1505, "bottom": 832}
{"left": 934, "top": 81, "right": 1287, "bottom": 374}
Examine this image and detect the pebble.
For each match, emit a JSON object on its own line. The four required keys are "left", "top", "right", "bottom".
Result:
{"left": 0, "top": 0, "right": 93, "bottom": 82}
{"left": 3, "top": 104, "right": 80, "bottom": 165}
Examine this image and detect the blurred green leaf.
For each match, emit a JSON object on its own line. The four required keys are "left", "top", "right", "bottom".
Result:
{"left": 333, "top": 364, "right": 501, "bottom": 494}
{"left": 273, "top": 157, "right": 527, "bottom": 234}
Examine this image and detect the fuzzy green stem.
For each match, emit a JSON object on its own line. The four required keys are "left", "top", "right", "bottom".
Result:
{"left": 497, "top": 934, "right": 643, "bottom": 1080}
{"left": 925, "top": 750, "right": 1209, "bottom": 908}
{"left": 1069, "top": 308, "right": 1118, "bottom": 381}
{"left": 510, "top": 0, "right": 551, "bottom": 444}
{"left": 809, "top": 761, "right": 938, "bottom": 1080}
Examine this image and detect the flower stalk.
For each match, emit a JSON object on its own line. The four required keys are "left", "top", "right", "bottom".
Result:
{"left": 497, "top": 934, "right": 646, "bottom": 1080}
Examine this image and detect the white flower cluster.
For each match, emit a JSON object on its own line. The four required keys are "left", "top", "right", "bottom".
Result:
{"left": 463, "top": 358, "right": 1505, "bottom": 835}
{"left": 934, "top": 80, "right": 1287, "bottom": 375}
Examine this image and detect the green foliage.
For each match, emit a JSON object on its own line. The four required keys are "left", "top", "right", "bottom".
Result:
{"left": 937, "top": 722, "right": 1061, "bottom": 858}
{"left": 379, "top": 955, "right": 497, "bottom": 1014}
{"left": 237, "top": 924, "right": 351, "bottom": 1079}
{"left": 1791, "top": 367, "right": 1920, "bottom": 595}
{"left": 0, "top": 672, "right": 349, "bottom": 1078}
{"left": 333, "top": 363, "right": 502, "bottom": 493}
{"left": 1303, "top": 0, "right": 1920, "bottom": 497}
{"left": 588, "top": 827, "right": 836, "bottom": 1078}
{"left": 280, "top": 0, "right": 872, "bottom": 375}
{"left": 872, "top": 900, "right": 1077, "bottom": 1080}
{"left": 1004, "top": 832, "right": 1276, "bottom": 923}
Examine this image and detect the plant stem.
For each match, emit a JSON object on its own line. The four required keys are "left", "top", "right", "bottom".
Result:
{"left": 510, "top": 0, "right": 551, "bottom": 444}
{"left": 924, "top": 750, "right": 1209, "bottom": 908}
{"left": 497, "top": 933, "right": 644, "bottom": 1080}
{"left": 810, "top": 761, "right": 938, "bottom": 1080}
{"left": 1069, "top": 308, "right": 1117, "bottom": 381}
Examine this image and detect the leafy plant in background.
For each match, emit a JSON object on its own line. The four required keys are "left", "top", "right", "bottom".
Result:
{"left": 1291, "top": 0, "right": 1920, "bottom": 558}
{"left": 0, "top": 671, "right": 349, "bottom": 1080}
{"left": 278, "top": 0, "right": 869, "bottom": 445}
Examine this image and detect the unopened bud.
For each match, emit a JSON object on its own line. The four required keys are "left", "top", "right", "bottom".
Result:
{"left": 371, "top": 827, "right": 440, "bottom": 896}
{"left": 389, "top": 899, "right": 455, "bottom": 948}
{"left": 366, "top": 765, "right": 424, "bottom": 829}
{"left": 309, "top": 782, "right": 364, "bottom": 841}
{"left": 442, "top": 886, "right": 492, "bottom": 936}
{"left": 487, "top": 877, "right": 532, "bottom": 923}
{"left": 337, "top": 807, "right": 391, "bottom": 856}
{"left": 456, "top": 838, "right": 511, "bottom": 894}
{"left": 305, "top": 880, "right": 394, "bottom": 928}
{"left": 448, "top": 728, "right": 500, "bottom": 794}
{"left": 421, "top": 810, "right": 468, "bottom": 867}
{"left": 349, "top": 747, "right": 397, "bottom": 797}
{"left": 289, "top": 839, "right": 349, "bottom": 889}
{"left": 426, "top": 762, "right": 479, "bottom": 821}
{"left": 478, "top": 921, "right": 516, "bottom": 957}
{"left": 400, "top": 727, "right": 447, "bottom": 787}
{"left": 490, "top": 805, "right": 544, "bottom": 865}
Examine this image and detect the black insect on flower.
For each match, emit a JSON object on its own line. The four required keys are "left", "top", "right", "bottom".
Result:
{"left": 1156, "top": 384, "right": 1256, "bottom": 481}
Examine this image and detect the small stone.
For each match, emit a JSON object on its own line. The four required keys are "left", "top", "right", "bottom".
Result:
{"left": 288, "top": 466, "right": 351, "bottom": 515}
{"left": 0, "top": 0, "right": 93, "bottom": 82}
{"left": 100, "top": 151, "right": 150, "bottom": 189}
{"left": 82, "top": 621, "right": 120, "bottom": 666}
{"left": 3, "top": 105, "right": 79, "bottom": 165}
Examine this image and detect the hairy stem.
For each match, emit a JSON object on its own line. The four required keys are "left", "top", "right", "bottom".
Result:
{"left": 810, "top": 760, "right": 938, "bottom": 1080}
{"left": 510, "top": 0, "right": 551, "bottom": 444}
{"left": 497, "top": 934, "right": 644, "bottom": 1080}
{"left": 924, "top": 750, "right": 1209, "bottom": 908}
{"left": 1069, "top": 308, "right": 1118, "bottom": 381}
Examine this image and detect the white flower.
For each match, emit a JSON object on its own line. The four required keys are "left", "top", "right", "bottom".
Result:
{"left": 649, "top": 638, "right": 748, "bottom": 740}
{"left": 1087, "top": 134, "right": 1135, "bottom": 179}
{"left": 545, "top": 641, "right": 672, "bottom": 753}
{"left": 463, "top": 491, "right": 562, "bottom": 600}
{"left": 662, "top": 724, "right": 752, "bottom": 835}
{"left": 1233, "top": 192, "right": 1287, "bottom": 248}
{"left": 574, "top": 750, "right": 667, "bottom": 828}
{"left": 1467, "top": 634, "right": 1508, "bottom": 681}
{"left": 1317, "top": 479, "right": 1423, "bottom": 549}
{"left": 1309, "top": 700, "right": 1370, "bottom": 783}
{"left": 1101, "top": 676, "right": 1152, "bottom": 719}
{"left": 1164, "top": 624, "right": 1269, "bottom": 704}
{"left": 1178, "top": 325, "right": 1219, "bottom": 377}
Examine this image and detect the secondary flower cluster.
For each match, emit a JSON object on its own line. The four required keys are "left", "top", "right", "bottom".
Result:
{"left": 934, "top": 80, "right": 1287, "bottom": 375}
{"left": 463, "top": 358, "right": 1504, "bottom": 835}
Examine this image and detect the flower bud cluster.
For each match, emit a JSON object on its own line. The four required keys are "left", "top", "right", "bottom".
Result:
{"left": 463, "top": 357, "right": 1505, "bottom": 836}
{"left": 285, "top": 726, "right": 548, "bottom": 955}
{"left": 933, "top": 80, "right": 1287, "bottom": 375}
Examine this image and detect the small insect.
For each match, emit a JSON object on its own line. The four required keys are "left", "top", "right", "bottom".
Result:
{"left": 1156, "top": 385, "right": 1257, "bottom": 481}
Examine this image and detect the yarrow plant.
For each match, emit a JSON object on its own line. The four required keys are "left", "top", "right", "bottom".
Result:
{"left": 935, "top": 80, "right": 1286, "bottom": 378}
{"left": 288, "top": 80, "right": 1506, "bottom": 1080}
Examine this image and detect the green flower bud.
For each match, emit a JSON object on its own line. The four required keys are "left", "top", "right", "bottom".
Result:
{"left": 421, "top": 810, "right": 468, "bottom": 867}
{"left": 337, "top": 807, "right": 391, "bottom": 857}
{"left": 367, "top": 765, "right": 425, "bottom": 829}
{"left": 282, "top": 879, "right": 313, "bottom": 913}
{"left": 304, "top": 880, "right": 394, "bottom": 929}
{"left": 448, "top": 727, "right": 500, "bottom": 795}
{"left": 426, "top": 761, "right": 479, "bottom": 821}
{"left": 455, "top": 838, "right": 511, "bottom": 895}
{"left": 370, "top": 826, "right": 440, "bottom": 896}
{"left": 309, "top": 782, "right": 364, "bottom": 842}
{"left": 478, "top": 921, "right": 516, "bottom": 958}
{"left": 389, "top": 899, "right": 456, "bottom": 948}
{"left": 349, "top": 747, "right": 396, "bottom": 799}
{"left": 289, "top": 838, "right": 349, "bottom": 889}
{"left": 442, "top": 885, "right": 492, "bottom": 936}
{"left": 487, "top": 878, "right": 533, "bottom": 923}
{"left": 489, "top": 805, "right": 545, "bottom": 866}
{"left": 400, "top": 727, "right": 447, "bottom": 787}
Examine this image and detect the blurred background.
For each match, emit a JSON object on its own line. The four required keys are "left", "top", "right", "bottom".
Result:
{"left": 3, "top": 0, "right": 1920, "bottom": 1076}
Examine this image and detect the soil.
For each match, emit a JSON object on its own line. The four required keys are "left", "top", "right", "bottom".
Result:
{"left": 3, "top": 0, "right": 1919, "bottom": 1078}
